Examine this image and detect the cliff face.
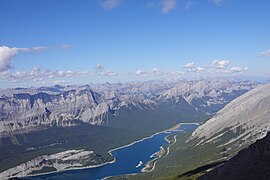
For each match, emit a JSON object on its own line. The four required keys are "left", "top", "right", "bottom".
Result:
{"left": 200, "top": 132, "right": 270, "bottom": 180}
{"left": 0, "top": 88, "right": 126, "bottom": 136}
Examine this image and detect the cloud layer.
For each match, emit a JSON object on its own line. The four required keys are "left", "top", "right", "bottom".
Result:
{"left": 258, "top": 49, "right": 270, "bottom": 57}
{"left": 0, "top": 44, "right": 250, "bottom": 86}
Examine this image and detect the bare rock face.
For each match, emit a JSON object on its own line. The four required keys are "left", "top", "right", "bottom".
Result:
{"left": 0, "top": 149, "right": 104, "bottom": 179}
{"left": 0, "top": 89, "right": 111, "bottom": 136}
{"left": 189, "top": 83, "right": 270, "bottom": 149}
{"left": 0, "top": 80, "right": 257, "bottom": 137}
{"left": 200, "top": 132, "right": 270, "bottom": 180}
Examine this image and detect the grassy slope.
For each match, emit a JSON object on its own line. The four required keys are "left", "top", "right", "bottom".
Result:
{"left": 125, "top": 127, "right": 250, "bottom": 180}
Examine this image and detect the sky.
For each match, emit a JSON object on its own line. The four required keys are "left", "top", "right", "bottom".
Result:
{"left": 0, "top": 0, "right": 270, "bottom": 87}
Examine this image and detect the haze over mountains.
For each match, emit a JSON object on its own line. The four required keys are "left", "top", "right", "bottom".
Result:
{"left": 0, "top": 80, "right": 257, "bottom": 136}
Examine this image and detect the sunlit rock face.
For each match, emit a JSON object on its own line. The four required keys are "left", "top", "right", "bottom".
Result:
{"left": 190, "top": 83, "right": 270, "bottom": 148}
{"left": 0, "top": 149, "right": 104, "bottom": 179}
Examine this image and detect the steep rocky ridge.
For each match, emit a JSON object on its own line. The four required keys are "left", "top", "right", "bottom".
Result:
{"left": 190, "top": 83, "right": 270, "bottom": 149}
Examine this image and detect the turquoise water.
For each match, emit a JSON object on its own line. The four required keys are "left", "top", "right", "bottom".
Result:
{"left": 29, "top": 124, "right": 198, "bottom": 180}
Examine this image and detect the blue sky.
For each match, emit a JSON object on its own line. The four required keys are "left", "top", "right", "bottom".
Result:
{"left": 0, "top": 0, "right": 270, "bottom": 87}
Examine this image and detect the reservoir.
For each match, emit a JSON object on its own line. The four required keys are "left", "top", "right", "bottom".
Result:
{"left": 30, "top": 124, "right": 198, "bottom": 180}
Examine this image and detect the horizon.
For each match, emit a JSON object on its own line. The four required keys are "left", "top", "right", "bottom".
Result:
{"left": 1, "top": 76, "right": 268, "bottom": 90}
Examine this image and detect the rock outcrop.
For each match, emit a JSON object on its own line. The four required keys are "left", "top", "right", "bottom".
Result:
{"left": 0, "top": 149, "right": 104, "bottom": 179}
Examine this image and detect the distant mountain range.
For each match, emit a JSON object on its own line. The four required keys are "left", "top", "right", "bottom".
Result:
{"left": 0, "top": 80, "right": 257, "bottom": 136}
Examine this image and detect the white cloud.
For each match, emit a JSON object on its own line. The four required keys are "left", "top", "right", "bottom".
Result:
{"left": 95, "top": 64, "right": 104, "bottom": 71}
{"left": 102, "top": 70, "right": 117, "bottom": 76}
{"left": 193, "top": 66, "right": 206, "bottom": 73}
{"left": 258, "top": 49, "right": 270, "bottom": 57}
{"left": 0, "top": 45, "right": 71, "bottom": 73}
{"left": 184, "top": 62, "right": 205, "bottom": 73}
{"left": 183, "top": 60, "right": 248, "bottom": 75}
{"left": 135, "top": 69, "right": 146, "bottom": 75}
{"left": 31, "top": 46, "right": 48, "bottom": 52}
{"left": 229, "top": 66, "right": 248, "bottom": 73}
{"left": 101, "top": 0, "right": 122, "bottom": 10}
{"left": 152, "top": 68, "right": 160, "bottom": 73}
{"left": 30, "top": 67, "right": 42, "bottom": 75}
{"left": 161, "top": 0, "right": 177, "bottom": 13}
{"left": 0, "top": 46, "right": 30, "bottom": 72}
{"left": 184, "top": 62, "right": 195, "bottom": 68}
{"left": 213, "top": 60, "right": 230, "bottom": 69}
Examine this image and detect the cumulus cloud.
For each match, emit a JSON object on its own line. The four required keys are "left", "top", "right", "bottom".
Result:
{"left": 152, "top": 68, "right": 160, "bottom": 73}
{"left": 101, "top": 0, "right": 122, "bottom": 10}
{"left": 161, "top": 0, "right": 177, "bottom": 13}
{"left": 3, "top": 68, "right": 92, "bottom": 82}
{"left": 0, "top": 45, "right": 72, "bottom": 73}
{"left": 258, "top": 49, "right": 270, "bottom": 57}
{"left": 183, "top": 60, "right": 248, "bottom": 76}
{"left": 102, "top": 70, "right": 117, "bottom": 76}
{"left": 183, "top": 62, "right": 205, "bottom": 73}
{"left": 135, "top": 69, "right": 146, "bottom": 75}
{"left": 212, "top": 60, "right": 230, "bottom": 69}
{"left": 95, "top": 64, "right": 105, "bottom": 71}
{"left": 229, "top": 66, "right": 248, "bottom": 73}
{"left": 0, "top": 46, "right": 29, "bottom": 72}
{"left": 133, "top": 68, "right": 185, "bottom": 78}
{"left": 193, "top": 66, "right": 206, "bottom": 73}
{"left": 184, "top": 62, "right": 195, "bottom": 68}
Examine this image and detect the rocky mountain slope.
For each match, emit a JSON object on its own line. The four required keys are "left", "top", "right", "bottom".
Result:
{"left": 0, "top": 80, "right": 257, "bottom": 136}
{"left": 0, "top": 149, "right": 104, "bottom": 179}
{"left": 199, "top": 132, "right": 270, "bottom": 180}
{"left": 189, "top": 83, "right": 270, "bottom": 150}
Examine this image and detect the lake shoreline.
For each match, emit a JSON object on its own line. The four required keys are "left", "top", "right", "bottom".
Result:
{"left": 11, "top": 122, "right": 199, "bottom": 179}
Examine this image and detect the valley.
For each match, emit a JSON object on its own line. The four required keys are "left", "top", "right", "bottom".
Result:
{"left": 1, "top": 1, "right": 270, "bottom": 179}
{"left": 0, "top": 80, "right": 257, "bottom": 179}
